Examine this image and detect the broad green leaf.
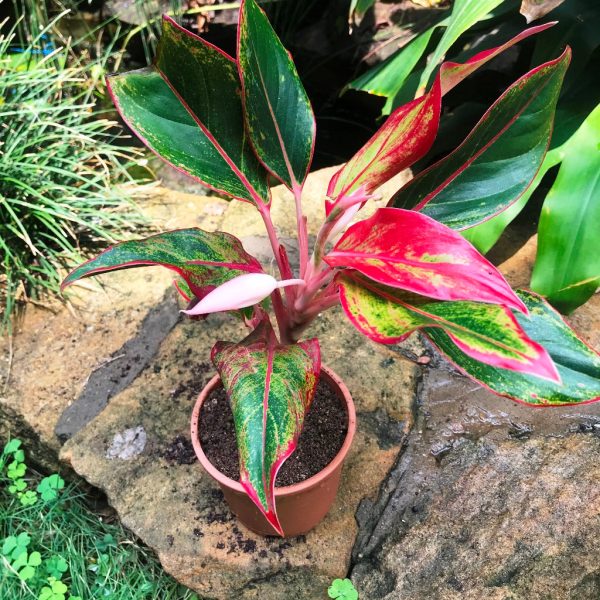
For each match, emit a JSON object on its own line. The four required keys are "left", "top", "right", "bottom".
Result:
{"left": 211, "top": 322, "right": 320, "bottom": 535}
{"left": 107, "top": 16, "right": 269, "bottom": 205}
{"left": 462, "top": 147, "right": 562, "bottom": 253}
{"left": 417, "top": 0, "right": 505, "bottom": 94}
{"left": 237, "top": 0, "right": 315, "bottom": 190}
{"left": 324, "top": 208, "right": 526, "bottom": 313}
{"left": 531, "top": 104, "right": 600, "bottom": 313}
{"left": 427, "top": 290, "right": 600, "bottom": 405}
{"left": 338, "top": 274, "right": 558, "bottom": 380}
{"left": 392, "top": 49, "right": 570, "bottom": 229}
{"left": 61, "top": 228, "right": 263, "bottom": 299}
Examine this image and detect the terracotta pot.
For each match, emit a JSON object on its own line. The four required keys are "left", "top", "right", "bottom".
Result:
{"left": 190, "top": 366, "right": 356, "bottom": 537}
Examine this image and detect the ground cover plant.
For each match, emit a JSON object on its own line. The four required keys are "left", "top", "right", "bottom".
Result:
{"left": 0, "top": 1, "right": 147, "bottom": 330}
{"left": 0, "top": 439, "right": 200, "bottom": 599}
{"left": 60, "top": 0, "right": 600, "bottom": 536}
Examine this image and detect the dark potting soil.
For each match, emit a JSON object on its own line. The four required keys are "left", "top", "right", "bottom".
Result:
{"left": 198, "top": 378, "right": 348, "bottom": 487}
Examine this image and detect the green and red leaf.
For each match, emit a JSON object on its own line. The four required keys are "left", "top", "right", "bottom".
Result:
{"left": 326, "top": 76, "right": 441, "bottom": 207}
{"left": 211, "top": 323, "right": 321, "bottom": 535}
{"left": 61, "top": 228, "right": 263, "bottom": 299}
{"left": 324, "top": 208, "right": 526, "bottom": 313}
{"left": 107, "top": 16, "right": 269, "bottom": 206}
{"left": 438, "top": 22, "right": 556, "bottom": 95}
{"left": 338, "top": 274, "right": 559, "bottom": 381}
{"left": 426, "top": 290, "right": 600, "bottom": 405}
{"left": 391, "top": 48, "right": 570, "bottom": 229}
{"left": 237, "top": 0, "right": 315, "bottom": 190}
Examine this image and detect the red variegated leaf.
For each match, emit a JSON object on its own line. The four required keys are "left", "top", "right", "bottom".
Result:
{"left": 61, "top": 228, "right": 263, "bottom": 300}
{"left": 326, "top": 75, "right": 441, "bottom": 208}
{"left": 427, "top": 290, "right": 600, "bottom": 406}
{"left": 338, "top": 274, "right": 559, "bottom": 381}
{"left": 438, "top": 22, "right": 556, "bottom": 95}
{"left": 323, "top": 208, "right": 526, "bottom": 313}
{"left": 392, "top": 49, "right": 570, "bottom": 229}
{"left": 211, "top": 322, "right": 321, "bottom": 536}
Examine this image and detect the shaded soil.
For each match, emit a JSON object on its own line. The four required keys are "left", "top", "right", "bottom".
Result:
{"left": 199, "top": 378, "right": 348, "bottom": 487}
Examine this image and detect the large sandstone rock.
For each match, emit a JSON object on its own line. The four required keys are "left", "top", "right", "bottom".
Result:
{"left": 60, "top": 308, "right": 416, "bottom": 599}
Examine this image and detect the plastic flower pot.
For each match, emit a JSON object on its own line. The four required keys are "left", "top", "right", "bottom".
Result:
{"left": 190, "top": 366, "right": 356, "bottom": 537}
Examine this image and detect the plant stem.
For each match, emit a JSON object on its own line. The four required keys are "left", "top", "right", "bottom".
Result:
{"left": 257, "top": 203, "right": 292, "bottom": 341}
{"left": 293, "top": 183, "right": 309, "bottom": 278}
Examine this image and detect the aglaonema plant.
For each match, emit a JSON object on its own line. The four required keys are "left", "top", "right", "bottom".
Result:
{"left": 61, "top": 1, "right": 600, "bottom": 536}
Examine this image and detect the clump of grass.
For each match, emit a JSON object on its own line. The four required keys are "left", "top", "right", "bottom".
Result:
{"left": 0, "top": 4, "right": 149, "bottom": 331}
{"left": 0, "top": 439, "right": 201, "bottom": 599}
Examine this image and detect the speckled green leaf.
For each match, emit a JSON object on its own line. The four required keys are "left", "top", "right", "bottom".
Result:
{"left": 238, "top": 0, "right": 315, "bottom": 190}
{"left": 107, "top": 16, "right": 269, "bottom": 205}
{"left": 211, "top": 324, "right": 321, "bottom": 535}
{"left": 61, "top": 228, "right": 263, "bottom": 298}
{"left": 338, "top": 274, "right": 558, "bottom": 380}
{"left": 392, "top": 49, "right": 570, "bottom": 230}
{"left": 426, "top": 290, "right": 600, "bottom": 405}
{"left": 530, "top": 103, "right": 600, "bottom": 313}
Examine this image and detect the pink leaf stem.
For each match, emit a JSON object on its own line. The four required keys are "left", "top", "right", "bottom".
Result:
{"left": 293, "top": 183, "right": 310, "bottom": 279}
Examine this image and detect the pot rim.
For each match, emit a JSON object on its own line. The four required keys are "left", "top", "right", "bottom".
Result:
{"left": 190, "top": 365, "right": 356, "bottom": 497}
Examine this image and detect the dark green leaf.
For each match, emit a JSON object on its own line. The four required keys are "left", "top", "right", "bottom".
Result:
{"left": 108, "top": 16, "right": 269, "bottom": 205}
{"left": 238, "top": 0, "right": 315, "bottom": 189}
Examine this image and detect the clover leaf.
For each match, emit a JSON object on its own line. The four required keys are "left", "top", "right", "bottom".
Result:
{"left": 2, "top": 532, "right": 31, "bottom": 560}
{"left": 7, "top": 460, "right": 26, "bottom": 480}
{"left": 37, "top": 474, "right": 65, "bottom": 502}
{"left": 328, "top": 578, "right": 359, "bottom": 600}
{"left": 38, "top": 576, "right": 69, "bottom": 600}
{"left": 12, "top": 550, "right": 42, "bottom": 581}
{"left": 44, "top": 555, "right": 69, "bottom": 579}
{"left": 19, "top": 490, "right": 38, "bottom": 506}
{"left": 8, "top": 479, "right": 27, "bottom": 494}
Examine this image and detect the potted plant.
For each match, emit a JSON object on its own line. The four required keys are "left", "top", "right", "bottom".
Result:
{"left": 62, "top": 1, "right": 600, "bottom": 538}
